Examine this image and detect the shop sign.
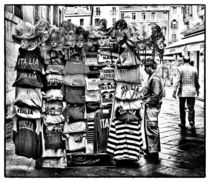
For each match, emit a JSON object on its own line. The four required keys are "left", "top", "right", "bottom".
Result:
{"left": 100, "top": 67, "right": 115, "bottom": 80}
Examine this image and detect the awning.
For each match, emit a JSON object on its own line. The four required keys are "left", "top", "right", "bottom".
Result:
{"left": 164, "top": 33, "right": 204, "bottom": 55}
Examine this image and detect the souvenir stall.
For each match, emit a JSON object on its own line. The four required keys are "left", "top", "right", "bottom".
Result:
{"left": 36, "top": 26, "right": 66, "bottom": 168}
{"left": 12, "top": 22, "right": 44, "bottom": 160}
{"left": 106, "top": 20, "right": 144, "bottom": 161}
{"left": 11, "top": 18, "right": 165, "bottom": 168}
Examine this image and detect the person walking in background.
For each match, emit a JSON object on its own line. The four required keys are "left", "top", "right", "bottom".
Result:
{"left": 172, "top": 55, "right": 200, "bottom": 133}
{"left": 141, "top": 58, "right": 164, "bottom": 162}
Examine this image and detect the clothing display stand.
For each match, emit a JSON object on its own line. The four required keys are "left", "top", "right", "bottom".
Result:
{"left": 35, "top": 47, "right": 66, "bottom": 168}
{"left": 67, "top": 34, "right": 116, "bottom": 167}
{"left": 11, "top": 20, "right": 166, "bottom": 169}
{"left": 12, "top": 46, "right": 44, "bottom": 161}
{"left": 106, "top": 39, "right": 144, "bottom": 162}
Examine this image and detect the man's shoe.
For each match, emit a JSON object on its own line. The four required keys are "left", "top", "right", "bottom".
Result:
{"left": 145, "top": 153, "right": 159, "bottom": 163}
{"left": 178, "top": 123, "right": 186, "bottom": 129}
{"left": 189, "top": 122, "right": 195, "bottom": 127}
{"left": 191, "top": 125, "right": 196, "bottom": 134}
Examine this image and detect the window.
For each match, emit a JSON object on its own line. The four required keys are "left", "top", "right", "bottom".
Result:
{"left": 173, "top": 6, "right": 177, "bottom": 14}
{"left": 163, "top": 12, "right": 167, "bottom": 19}
{"left": 142, "top": 13, "right": 146, "bottom": 20}
{"left": 112, "top": 18, "right": 116, "bottom": 26}
{"left": 121, "top": 13, "right": 124, "bottom": 19}
{"left": 59, "top": 9, "right": 62, "bottom": 26}
{"left": 95, "top": 18, "right": 100, "bottom": 26}
{"left": 188, "top": 6, "right": 193, "bottom": 16}
{"left": 132, "top": 13, "right": 136, "bottom": 20}
{"left": 112, "top": 7, "right": 116, "bottom": 15}
{"left": 172, "top": 34, "right": 176, "bottom": 42}
{"left": 46, "top": 6, "right": 50, "bottom": 23}
{"left": 151, "top": 12, "right": 155, "bottom": 20}
{"left": 14, "top": 5, "right": 23, "bottom": 19}
{"left": 162, "top": 26, "right": 167, "bottom": 36}
{"left": 171, "top": 19, "right": 178, "bottom": 29}
{"left": 80, "top": 19, "right": 84, "bottom": 26}
{"left": 96, "top": 7, "right": 100, "bottom": 15}
{"left": 34, "top": 6, "right": 39, "bottom": 23}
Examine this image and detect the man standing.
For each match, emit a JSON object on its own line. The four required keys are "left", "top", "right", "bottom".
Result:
{"left": 142, "top": 58, "right": 164, "bottom": 161}
{"left": 172, "top": 56, "right": 200, "bottom": 132}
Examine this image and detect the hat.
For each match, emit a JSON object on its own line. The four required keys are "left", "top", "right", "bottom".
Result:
{"left": 35, "top": 18, "right": 50, "bottom": 34}
{"left": 60, "top": 21, "right": 76, "bottom": 33}
{"left": 183, "top": 55, "right": 190, "bottom": 61}
{"left": 88, "top": 31, "right": 99, "bottom": 40}
{"left": 46, "top": 26, "right": 64, "bottom": 46}
{"left": 75, "top": 26, "right": 85, "bottom": 36}
{"left": 12, "top": 22, "right": 39, "bottom": 44}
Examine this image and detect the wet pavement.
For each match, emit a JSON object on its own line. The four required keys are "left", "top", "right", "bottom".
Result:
{"left": 5, "top": 86, "right": 205, "bottom": 177}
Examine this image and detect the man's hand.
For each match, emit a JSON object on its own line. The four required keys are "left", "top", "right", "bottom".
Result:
{"left": 172, "top": 91, "right": 177, "bottom": 99}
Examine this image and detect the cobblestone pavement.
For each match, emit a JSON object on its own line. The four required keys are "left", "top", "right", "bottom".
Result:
{"left": 5, "top": 86, "right": 205, "bottom": 177}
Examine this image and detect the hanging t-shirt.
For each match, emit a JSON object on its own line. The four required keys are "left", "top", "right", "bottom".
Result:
{"left": 46, "top": 74, "right": 63, "bottom": 88}
{"left": 63, "top": 60, "right": 89, "bottom": 75}
{"left": 86, "top": 66, "right": 101, "bottom": 77}
{"left": 86, "top": 78, "right": 100, "bottom": 91}
{"left": 85, "top": 90, "right": 100, "bottom": 102}
{"left": 14, "top": 87, "right": 42, "bottom": 109}
{"left": 100, "top": 66, "right": 115, "bottom": 80}
{"left": 98, "top": 80, "right": 116, "bottom": 92}
{"left": 115, "top": 107, "right": 142, "bottom": 122}
{"left": 45, "top": 100, "right": 63, "bottom": 115}
{"left": 113, "top": 99, "right": 143, "bottom": 115}
{"left": 63, "top": 74, "right": 85, "bottom": 87}
{"left": 114, "top": 66, "right": 141, "bottom": 83}
{"left": 63, "top": 121, "right": 87, "bottom": 152}
{"left": 106, "top": 119, "right": 143, "bottom": 161}
{"left": 13, "top": 115, "right": 42, "bottom": 159}
{"left": 46, "top": 64, "right": 64, "bottom": 75}
{"left": 63, "top": 121, "right": 87, "bottom": 134}
{"left": 14, "top": 105, "right": 41, "bottom": 119}
{"left": 15, "top": 47, "right": 44, "bottom": 73}
{"left": 100, "top": 90, "right": 115, "bottom": 107}
{"left": 43, "top": 114, "right": 65, "bottom": 126}
{"left": 62, "top": 105, "right": 85, "bottom": 122}
{"left": 85, "top": 44, "right": 98, "bottom": 66}
{"left": 43, "top": 123, "right": 64, "bottom": 150}
{"left": 61, "top": 85, "right": 85, "bottom": 104}
{"left": 115, "top": 82, "right": 143, "bottom": 101}
{"left": 65, "top": 134, "right": 86, "bottom": 152}
{"left": 94, "top": 109, "right": 111, "bottom": 153}
{"left": 13, "top": 71, "right": 44, "bottom": 88}
{"left": 45, "top": 89, "right": 63, "bottom": 101}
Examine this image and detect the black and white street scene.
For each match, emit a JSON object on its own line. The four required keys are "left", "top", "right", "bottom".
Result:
{"left": 4, "top": 4, "right": 205, "bottom": 178}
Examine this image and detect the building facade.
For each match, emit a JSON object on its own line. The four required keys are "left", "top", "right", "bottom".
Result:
{"left": 63, "top": 6, "right": 91, "bottom": 29}
{"left": 92, "top": 6, "right": 120, "bottom": 28}
{"left": 168, "top": 5, "right": 185, "bottom": 45}
{"left": 164, "top": 5, "right": 205, "bottom": 100}
{"left": 119, "top": 6, "right": 170, "bottom": 45}
{"left": 63, "top": 6, "right": 120, "bottom": 30}
{"left": 5, "top": 5, "right": 64, "bottom": 117}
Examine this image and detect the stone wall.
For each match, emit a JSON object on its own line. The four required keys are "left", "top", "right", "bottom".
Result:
{"left": 5, "top": 5, "right": 64, "bottom": 117}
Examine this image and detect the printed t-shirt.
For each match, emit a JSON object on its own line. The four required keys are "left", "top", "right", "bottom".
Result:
{"left": 13, "top": 71, "right": 44, "bottom": 88}
{"left": 13, "top": 115, "right": 42, "bottom": 159}
{"left": 15, "top": 47, "right": 44, "bottom": 73}
{"left": 14, "top": 87, "right": 42, "bottom": 109}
